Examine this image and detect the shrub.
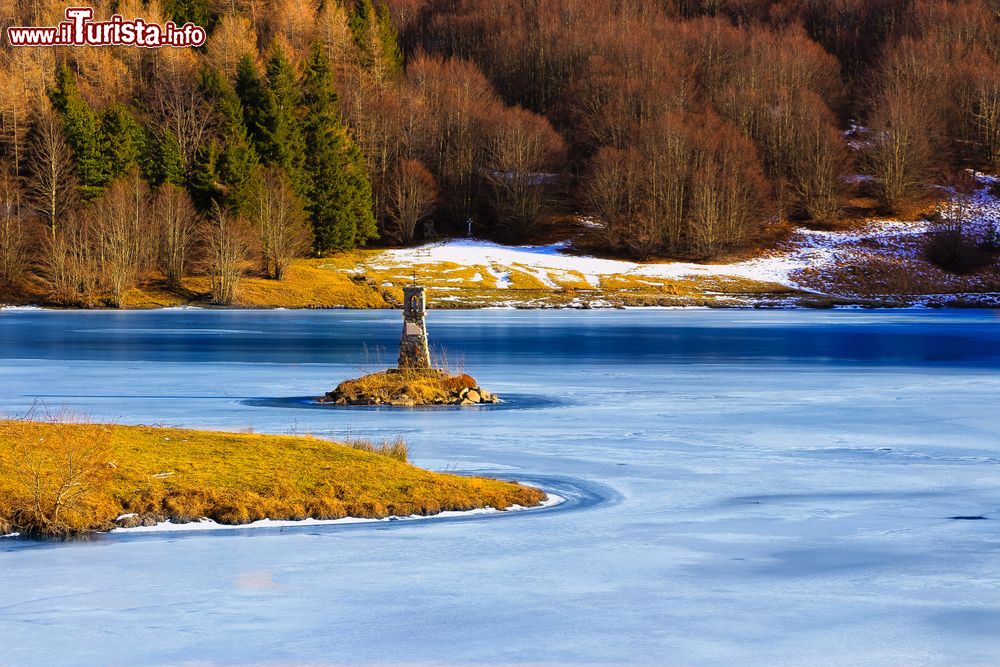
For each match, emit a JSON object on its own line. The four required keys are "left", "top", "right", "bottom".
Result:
{"left": 925, "top": 228, "right": 992, "bottom": 274}
{"left": 4, "top": 415, "right": 116, "bottom": 537}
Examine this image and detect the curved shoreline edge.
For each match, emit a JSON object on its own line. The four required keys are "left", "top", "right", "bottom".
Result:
{"left": 106, "top": 490, "right": 566, "bottom": 535}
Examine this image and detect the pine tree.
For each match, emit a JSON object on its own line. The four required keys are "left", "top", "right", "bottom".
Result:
{"left": 301, "top": 43, "right": 377, "bottom": 252}
{"left": 235, "top": 55, "right": 268, "bottom": 157}
{"left": 347, "top": 0, "right": 373, "bottom": 60}
{"left": 347, "top": 0, "right": 402, "bottom": 75}
{"left": 48, "top": 64, "right": 108, "bottom": 200}
{"left": 162, "top": 0, "right": 211, "bottom": 28}
{"left": 374, "top": 2, "right": 403, "bottom": 76}
{"left": 101, "top": 104, "right": 144, "bottom": 181}
{"left": 200, "top": 67, "right": 260, "bottom": 214}
{"left": 150, "top": 130, "right": 186, "bottom": 187}
{"left": 256, "top": 46, "right": 308, "bottom": 196}
{"left": 188, "top": 139, "right": 222, "bottom": 211}
{"left": 134, "top": 129, "right": 186, "bottom": 189}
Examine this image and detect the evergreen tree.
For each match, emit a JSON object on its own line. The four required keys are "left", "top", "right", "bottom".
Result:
{"left": 188, "top": 139, "right": 222, "bottom": 211}
{"left": 347, "top": 0, "right": 402, "bottom": 74}
{"left": 257, "top": 46, "right": 308, "bottom": 197}
{"left": 150, "top": 130, "right": 186, "bottom": 187}
{"left": 101, "top": 104, "right": 144, "bottom": 180}
{"left": 300, "top": 43, "right": 377, "bottom": 252}
{"left": 161, "top": 0, "right": 211, "bottom": 28}
{"left": 48, "top": 64, "right": 108, "bottom": 200}
{"left": 347, "top": 0, "right": 372, "bottom": 59}
{"left": 235, "top": 55, "right": 268, "bottom": 158}
{"left": 200, "top": 67, "right": 260, "bottom": 214}
{"left": 374, "top": 2, "right": 404, "bottom": 76}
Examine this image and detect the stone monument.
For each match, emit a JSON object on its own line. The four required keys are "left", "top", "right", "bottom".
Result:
{"left": 320, "top": 283, "right": 499, "bottom": 405}
{"left": 398, "top": 285, "right": 431, "bottom": 369}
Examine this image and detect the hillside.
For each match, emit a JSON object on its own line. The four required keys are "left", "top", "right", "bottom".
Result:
{"left": 2, "top": 1, "right": 999, "bottom": 308}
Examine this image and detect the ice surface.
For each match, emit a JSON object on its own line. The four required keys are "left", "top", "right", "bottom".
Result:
{"left": 1, "top": 309, "right": 1000, "bottom": 666}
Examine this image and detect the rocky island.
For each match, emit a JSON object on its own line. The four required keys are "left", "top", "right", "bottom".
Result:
{"left": 320, "top": 286, "right": 501, "bottom": 407}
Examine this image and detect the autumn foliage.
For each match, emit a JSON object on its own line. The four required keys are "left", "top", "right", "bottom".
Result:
{"left": 0, "top": 0, "right": 998, "bottom": 300}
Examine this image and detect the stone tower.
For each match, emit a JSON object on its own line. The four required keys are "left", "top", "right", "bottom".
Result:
{"left": 398, "top": 286, "right": 431, "bottom": 369}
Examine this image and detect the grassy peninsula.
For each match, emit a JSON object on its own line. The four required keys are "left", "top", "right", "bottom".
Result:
{"left": 0, "top": 420, "right": 545, "bottom": 538}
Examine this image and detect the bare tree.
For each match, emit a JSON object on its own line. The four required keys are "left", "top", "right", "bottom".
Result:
{"left": 790, "top": 116, "right": 849, "bottom": 222}
{"left": 586, "top": 146, "right": 652, "bottom": 257}
{"left": 0, "top": 169, "right": 31, "bottom": 289}
{"left": 249, "top": 167, "right": 311, "bottom": 280}
{"left": 25, "top": 107, "right": 78, "bottom": 242}
{"left": 90, "top": 171, "right": 150, "bottom": 308}
{"left": 152, "top": 184, "right": 201, "bottom": 289}
{"left": 972, "top": 69, "right": 1000, "bottom": 171}
{"left": 483, "top": 107, "right": 565, "bottom": 238}
{"left": 865, "top": 84, "right": 938, "bottom": 212}
{"left": 385, "top": 159, "right": 438, "bottom": 245}
{"left": 203, "top": 204, "right": 252, "bottom": 305}
{"left": 585, "top": 111, "right": 768, "bottom": 259}
{"left": 40, "top": 213, "right": 98, "bottom": 307}
{"left": 205, "top": 13, "right": 258, "bottom": 76}
{"left": 147, "top": 50, "right": 211, "bottom": 170}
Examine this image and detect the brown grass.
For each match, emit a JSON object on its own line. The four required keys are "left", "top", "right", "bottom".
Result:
{"left": 343, "top": 436, "right": 410, "bottom": 462}
{"left": 4, "top": 242, "right": 803, "bottom": 310}
{"left": 794, "top": 247, "right": 1000, "bottom": 299}
{"left": 329, "top": 368, "right": 480, "bottom": 405}
{"left": 0, "top": 419, "right": 545, "bottom": 537}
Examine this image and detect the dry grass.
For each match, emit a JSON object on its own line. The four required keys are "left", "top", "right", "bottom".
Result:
{"left": 343, "top": 436, "right": 409, "bottom": 462}
{"left": 328, "top": 368, "right": 480, "bottom": 405}
{"left": 4, "top": 242, "right": 801, "bottom": 310}
{"left": 0, "top": 419, "right": 545, "bottom": 537}
{"left": 794, "top": 247, "right": 1000, "bottom": 299}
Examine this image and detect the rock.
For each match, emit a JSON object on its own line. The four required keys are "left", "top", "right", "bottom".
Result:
{"left": 114, "top": 514, "right": 142, "bottom": 529}
{"left": 320, "top": 368, "right": 501, "bottom": 408}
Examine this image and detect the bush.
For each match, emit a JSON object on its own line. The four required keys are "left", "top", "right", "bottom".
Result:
{"left": 925, "top": 228, "right": 992, "bottom": 274}
{"left": 3, "top": 415, "right": 116, "bottom": 537}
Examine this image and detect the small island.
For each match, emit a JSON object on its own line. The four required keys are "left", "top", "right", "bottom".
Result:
{"left": 320, "top": 285, "right": 501, "bottom": 407}
{"left": 0, "top": 419, "right": 544, "bottom": 538}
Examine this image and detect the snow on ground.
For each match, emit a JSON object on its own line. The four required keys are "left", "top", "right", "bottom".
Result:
{"left": 373, "top": 174, "right": 999, "bottom": 299}
{"left": 376, "top": 238, "right": 800, "bottom": 288}
{"left": 112, "top": 493, "right": 565, "bottom": 534}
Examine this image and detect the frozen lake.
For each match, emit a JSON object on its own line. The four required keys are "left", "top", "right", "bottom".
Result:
{"left": 1, "top": 308, "right": 999, "bottom": 666}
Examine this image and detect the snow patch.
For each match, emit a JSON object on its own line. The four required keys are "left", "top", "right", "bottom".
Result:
{"left": 111, "top": 493, "right": 565, "bottom": 534}
{"left": 372, "top": 173, "right": 999, "bottom": 301}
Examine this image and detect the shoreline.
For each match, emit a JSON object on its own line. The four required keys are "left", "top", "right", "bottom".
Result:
{"left": 108, "top": 491, "right": 565, "bottom": 535}
{"left": 0, "top": 491, "right": 565, "bottom": 540}
{"left": 3, "top": 298, "right": 999, "bottom": 312}
{"left": 0, "top": 421, "right": 549, "bottom": 539}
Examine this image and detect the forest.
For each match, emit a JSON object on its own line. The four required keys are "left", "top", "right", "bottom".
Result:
{"left": 0, "top": 0, "right": 998, "bottom": 306}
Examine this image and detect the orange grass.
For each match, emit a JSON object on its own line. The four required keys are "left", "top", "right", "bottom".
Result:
{"left": 0, "top": 420, "right": 545, "bottom": 537}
